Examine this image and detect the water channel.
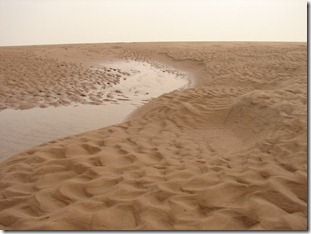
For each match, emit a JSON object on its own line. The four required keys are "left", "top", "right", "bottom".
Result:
{"left": 0, "top": 60, "right": 191, "bottom": 161}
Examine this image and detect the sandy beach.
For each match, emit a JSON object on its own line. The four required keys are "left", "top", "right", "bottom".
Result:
{"left": 0, "top": 42, "right": 307, "bottom": 230}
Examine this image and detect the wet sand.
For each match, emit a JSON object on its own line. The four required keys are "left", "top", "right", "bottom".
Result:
{"left": 0, "top": 42, "right": 307, "bottom": 230}
{"left": 0, "top": 60, "right": 190, "bottom": 160}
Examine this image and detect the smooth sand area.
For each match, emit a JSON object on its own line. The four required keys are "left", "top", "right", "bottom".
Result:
{"left": 0, "top": 60, "right": 190, "bottom": 161}
{"left": 0, "top": 42, "right": 307, "bottom": 230}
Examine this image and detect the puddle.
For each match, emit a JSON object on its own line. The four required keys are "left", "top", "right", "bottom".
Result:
{"left": 0, "top": 104, "right": 135, "bottom": 160}
{"left": 0, "top": 60, "right": 191, "bottom": 161}
{"left": 100, "top": 60, "right": 191, "bottom": 105}
{"left": 85, "top": 60, "right": 191, "bottom": 106}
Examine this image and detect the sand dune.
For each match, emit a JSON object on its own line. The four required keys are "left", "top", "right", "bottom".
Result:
{"left": 0, "top": 42, "right": 307, "bottom": 230}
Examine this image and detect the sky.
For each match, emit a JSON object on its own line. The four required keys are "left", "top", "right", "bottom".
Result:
{"left": 0, "top": 0, "right": 307, "bottom": 46}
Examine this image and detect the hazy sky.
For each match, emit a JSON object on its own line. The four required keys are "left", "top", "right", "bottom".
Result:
{"left": 0, "top": 0, "right": 307, "bottom": 46}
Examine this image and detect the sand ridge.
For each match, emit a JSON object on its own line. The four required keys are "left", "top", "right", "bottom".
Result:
{"left": 0, "top": 42, "right": 307, "bottom": 230}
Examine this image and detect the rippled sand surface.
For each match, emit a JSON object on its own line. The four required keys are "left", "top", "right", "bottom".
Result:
{"left": 0, "top": 59, "right": 190, "bottom": 160}
{"left": 0, "top": 42, "right": 307, "bottom": 230}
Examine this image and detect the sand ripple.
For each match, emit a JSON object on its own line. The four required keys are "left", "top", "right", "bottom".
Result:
{"left": 0, "top": 42, "right": 307, "bottom": 230}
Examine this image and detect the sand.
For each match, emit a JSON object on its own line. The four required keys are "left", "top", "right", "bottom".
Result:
{"left": 0, "top": 59, "right": 190, "bottom": 160}
{"left": 0, "top": 42, "right": 307, "bottom": 230}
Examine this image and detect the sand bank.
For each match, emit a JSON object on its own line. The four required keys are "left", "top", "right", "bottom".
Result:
{"left": 0, "top": 42, "right": 307, "bottom": 230}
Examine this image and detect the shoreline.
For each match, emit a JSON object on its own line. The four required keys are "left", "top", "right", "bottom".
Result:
{"left": 0, "top": 58, "right": 192, "bottom": 161}
{"left": 0, "top": 42, "right": 307, "bottom": 230}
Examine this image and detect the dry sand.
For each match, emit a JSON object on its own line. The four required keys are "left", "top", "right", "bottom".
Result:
{"left": 0, "top": 42, "right": 307, "bottom": 230}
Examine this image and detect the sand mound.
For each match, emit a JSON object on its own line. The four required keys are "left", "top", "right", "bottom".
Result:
{"left": 0, "top": 42, "right": 307, "bottom": 230}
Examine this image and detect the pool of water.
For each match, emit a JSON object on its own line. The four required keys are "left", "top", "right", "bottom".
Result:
{"left": 0, "top": 60, "right": 191, "bottom": 161}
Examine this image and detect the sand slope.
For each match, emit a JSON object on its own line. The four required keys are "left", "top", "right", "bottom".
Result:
{"left": 0, "top": 42, "right": 307, "bottom": 230}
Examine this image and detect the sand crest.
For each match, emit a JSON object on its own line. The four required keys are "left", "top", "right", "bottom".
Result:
{"left": 0, "top": 42, "right": 307, "bottom": 230}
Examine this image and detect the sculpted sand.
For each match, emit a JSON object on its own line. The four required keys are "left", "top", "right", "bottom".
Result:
{"left": 0, "top": 42, "right": 307, "bottom": 230}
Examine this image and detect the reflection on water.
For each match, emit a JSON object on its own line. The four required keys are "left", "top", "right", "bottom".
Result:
{"left": 0, "top": 60, "right": 191, "bottom": 161}
{"left": 102, "top": 60, "right": 191, "bottom": 104}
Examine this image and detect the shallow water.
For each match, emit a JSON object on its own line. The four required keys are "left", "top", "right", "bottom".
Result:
{"left": 101, "top": 60, "right": 191, "bottom": 104}
{"left": 0, "top": 60, "right": 191, "bottom": 161}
